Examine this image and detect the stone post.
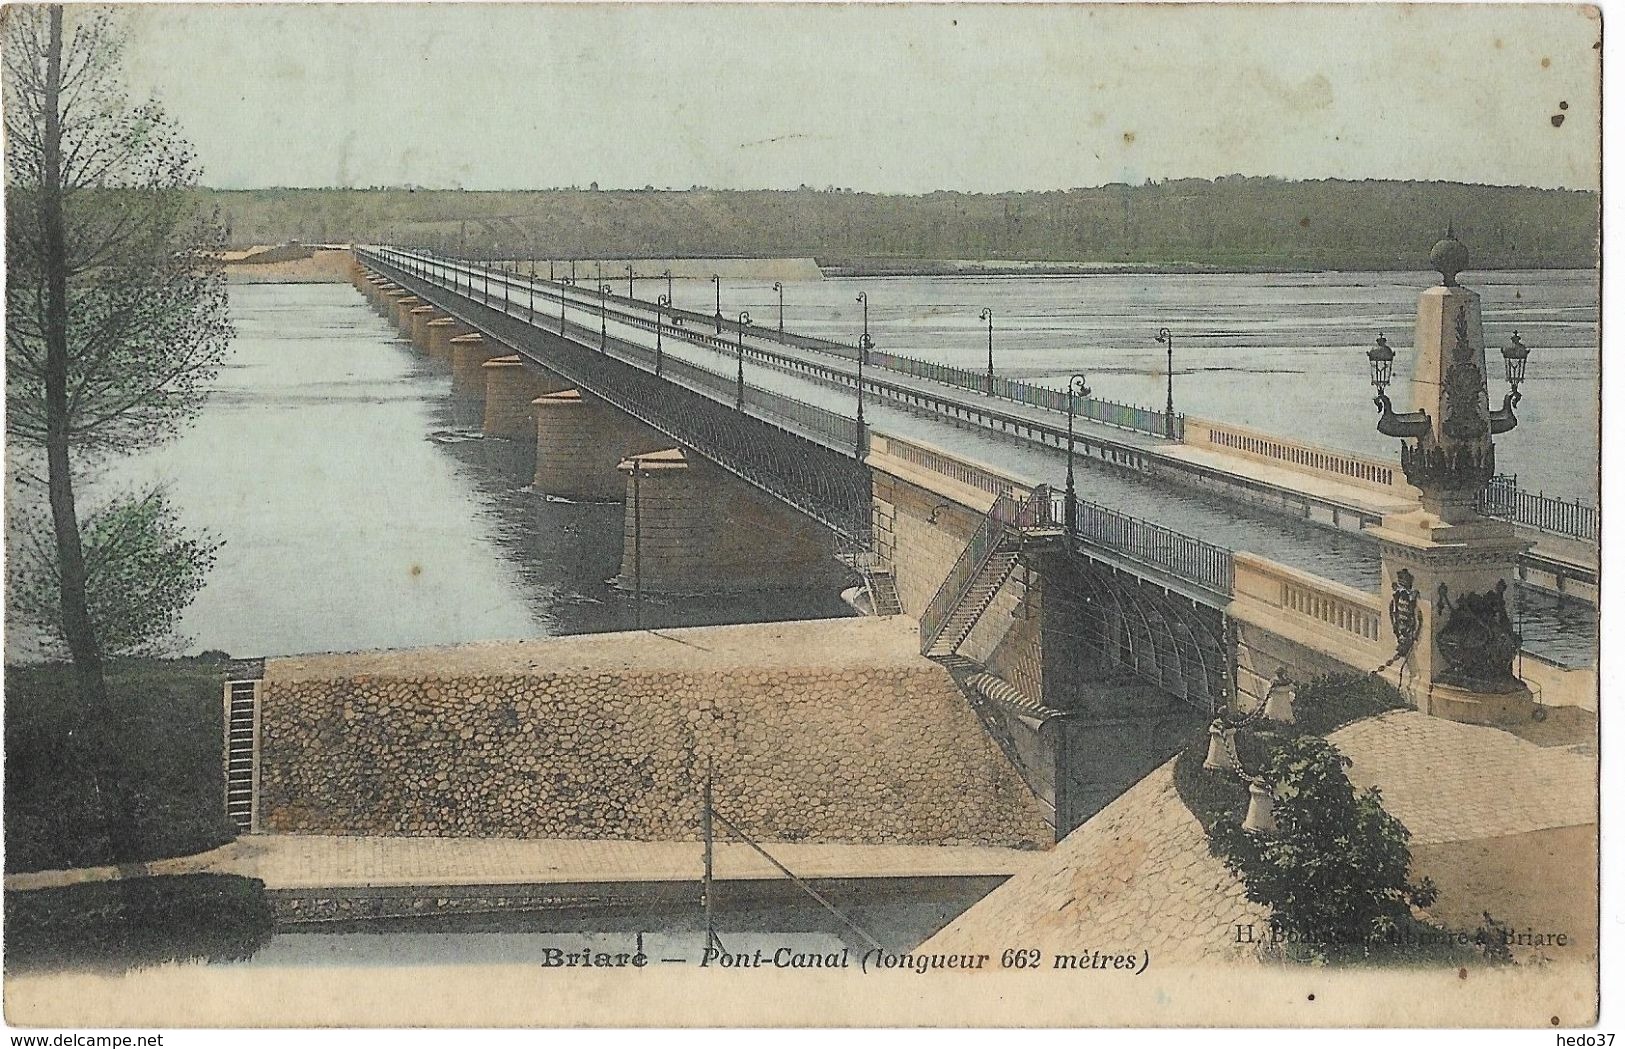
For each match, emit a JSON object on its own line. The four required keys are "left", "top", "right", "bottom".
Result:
{"left": 1367, "top": 233, "right": 1533, "bottom": 725}
{"left": 392, "top": 296, "right": 421, "bottom": 333}
{"left": 408, "top": 305, "right": 440, "bottom": 351}
{"left": 429, "top": 318, "right": 470, "bottom": 362}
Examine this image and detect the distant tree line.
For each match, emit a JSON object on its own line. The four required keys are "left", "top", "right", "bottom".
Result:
{"left": 200, "top": 177, "right": 1598, "bottom": 270}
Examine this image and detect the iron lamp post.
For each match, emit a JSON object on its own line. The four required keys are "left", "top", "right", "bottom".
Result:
{"left": 979, "top": 307, "right": 995, "bottom": 395}
{"left": 1153, "top": 327, "right": 1175, "bottom": 437}
{"left": 711, "top": 274, "right": 723, "bottom": 334}
{"left": 599, "top": 284, "right": 612, "bottom": 351}
{"left": 626, "top": 264, "right": 635, "bottom": 300}
{"left": 855, "top": 292, "right": 873, "bottom": 442}
{"left": 559, "top": 276, "right": 575, "bottom": 334}
{"left": 735, "top": 311, "right": 752, "bottom": 409}
{"left": 773, "top": 281, "right": 785, "bottom": 335}
{"left": 1065, "top": 373, "right": 1092, "bottom": 540}
{"left": 655, "top": 294, "right": 671, "bottom": 377}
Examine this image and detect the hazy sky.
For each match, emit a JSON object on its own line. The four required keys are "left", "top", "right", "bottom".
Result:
{"left": 115, "top": 3, "right": 1602, "bottom": 193}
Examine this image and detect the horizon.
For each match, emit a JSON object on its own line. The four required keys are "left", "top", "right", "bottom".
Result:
{"left": 192, "top": 176, "right": 1602, "bottom": 195}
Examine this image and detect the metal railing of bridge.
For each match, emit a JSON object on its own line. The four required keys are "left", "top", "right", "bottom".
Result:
{"left": 864, "top": 348, "right": 1184, "bottom": 441}
{"left": 1476, "top": 475, "right": 1598, "bottom": 543}
{"left": 1055, "top": 489, "right": 1235, "bottom": 596}
{"left": 403, "top": 250, "right": 1182, "bottom": 443}
{"left": 919, "top": 487, "right": 1053, "bottom": 655}
{"left": 374, "top": 248, "right": 865, "bottom": 457}
{"left": 363, "top": 248, "right": 874, "bottom": 539}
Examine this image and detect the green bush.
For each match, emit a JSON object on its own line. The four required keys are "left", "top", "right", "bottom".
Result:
{"left": 4, "top": 658, "right": 237, "bottom": 872}
{"left": 1173, "top": 674, "right": 1484, "bottom": 966}
{"left": 1213, "top": 736, "right": 1439, "bottom": 958}
{"left": 4, "top": 874, "right": 274, "bottom": 973}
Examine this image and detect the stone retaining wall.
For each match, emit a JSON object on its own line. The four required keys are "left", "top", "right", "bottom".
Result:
{"left": 258, "top": 645, "right": 1051, "bottom": 848}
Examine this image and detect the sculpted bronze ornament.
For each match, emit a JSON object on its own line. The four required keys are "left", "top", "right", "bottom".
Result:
{"left": 1388, "top": 568, "right": 1422, "bottom": 659}
{"left": 1433, "top": 580, "right": 1523, "bottom": 692}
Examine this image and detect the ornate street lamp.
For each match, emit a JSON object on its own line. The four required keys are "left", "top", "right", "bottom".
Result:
{"left": 655, "top": 294, "right": 671, "bottom": 377}
{"left": 735, "top": 311, "right": 752, "bottom": 409}
{"left": 1367, "top": 333, "right": 1431, "bottom": 439}
{"left": 1065, "top": 373, "right": 1092, "bottom": 540}
{"left": 1153, "top": 327, "right": 1175, "bottom": 437}
{"left": 599, "top": 283, "right": 615, "bottom": 351}
{"left": 661, "top": 269, "right": 673, "bottom": 305}
{"left": 773, "top": 281, "right": 785, "bottom": 335}
{"left": 711, "top": 274, "right": 723, "bottom": 334}
{"left": 626, "top": 264, "right": 635, "bottom": 300}
{"left": 979, "top": 307, "right": 995, "bottom": 395}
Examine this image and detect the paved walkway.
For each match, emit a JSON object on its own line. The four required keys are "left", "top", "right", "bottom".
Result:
{"left": 5, "top": 835, "right": 1036, "bottom": 893}
{"left": 1329, "top": 709, "right": 1596, "bottom": 846}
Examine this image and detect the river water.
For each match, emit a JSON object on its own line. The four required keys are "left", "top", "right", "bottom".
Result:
{"left": 72, "top": 283, "right": 853, "bottom": 660}
{"left": 34, "top": 270, "right": 1594, "bottom": 660}
{"left": 664, "top": 268, "right": 1600, "bottom": 502}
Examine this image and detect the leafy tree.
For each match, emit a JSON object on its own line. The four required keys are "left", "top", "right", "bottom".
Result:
{"left": 1220, "top": 735, "right": 1438, "bottom": 957}
{"left": 4, "top": 5, "right": 231, "bottom": 703}
{"left": 9, "top": 487, "right": 221, "bottom": 658}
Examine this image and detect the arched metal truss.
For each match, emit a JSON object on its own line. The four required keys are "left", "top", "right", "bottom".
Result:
{"left": 1037, "top": 552, "right": 1231, "bottom": 715}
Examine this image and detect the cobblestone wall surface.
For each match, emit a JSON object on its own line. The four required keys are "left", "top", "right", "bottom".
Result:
{"left": 258, "top": 645, "right": 1051, "bottom": 848}
{"left": 923, "top": 759, "right": 1269, "bottom": 965}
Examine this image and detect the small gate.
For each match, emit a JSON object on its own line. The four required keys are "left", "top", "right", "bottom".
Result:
{"left": 223, "top": 679, "right": 261, "bottom": 833}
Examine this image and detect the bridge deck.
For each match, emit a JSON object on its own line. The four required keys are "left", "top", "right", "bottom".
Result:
{"left": 373, "top": 251, "right": 1595, "bottom": 667}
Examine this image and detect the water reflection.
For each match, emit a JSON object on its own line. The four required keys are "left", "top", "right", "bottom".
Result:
{"left": 50, "top": 284, "right": 849, "bottom": 660}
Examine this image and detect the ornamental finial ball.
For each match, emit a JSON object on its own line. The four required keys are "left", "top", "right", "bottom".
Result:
{"left": 1429, "top": 226, "right": 1469, "bottom": 287}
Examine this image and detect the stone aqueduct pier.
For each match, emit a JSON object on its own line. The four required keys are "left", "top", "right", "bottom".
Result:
{"left": 220, "top": 249, "right": 1593, "bottom": 849}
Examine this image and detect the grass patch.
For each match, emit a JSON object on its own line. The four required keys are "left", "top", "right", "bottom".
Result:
{"left": 4, "top": 874, "right": 275, "bottom": 973}
{"left": 1173, "top": 673, "right": 1504, "bottom": 966}
{"left": 4, "top": 656, "right": 238, "bottom": 873}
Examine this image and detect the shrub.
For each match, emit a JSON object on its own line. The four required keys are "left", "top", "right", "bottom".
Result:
{"left": 4, "top": 658, "right": 236, "bottom": 872}
{"left": 4, "top": 875, "right": 274, "bottom": 973}
{"left": 1215, "top": 736, "right": 1438, "bottom": 957}
{"left": 1173, "top": 674, "right": 1474, "bottom": 965}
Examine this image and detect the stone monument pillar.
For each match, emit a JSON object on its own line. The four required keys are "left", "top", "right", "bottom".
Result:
{"left": 1366, "top": 231, "right": 1533, "bottom": 725}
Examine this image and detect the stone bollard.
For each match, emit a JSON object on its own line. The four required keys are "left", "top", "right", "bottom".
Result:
{"left": 1203, "top": 719, "right": 1238, "bottom": 773}
{"left": 1243, "top": 779, "right": 1276, "bottom": 834}
{"left": 1264, "top": 668, "right": 1296, "bottom": 723}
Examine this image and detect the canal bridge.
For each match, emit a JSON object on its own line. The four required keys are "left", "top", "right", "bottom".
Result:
{"left": 349, "top": 245, "right": 1597, "bottom": 837}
